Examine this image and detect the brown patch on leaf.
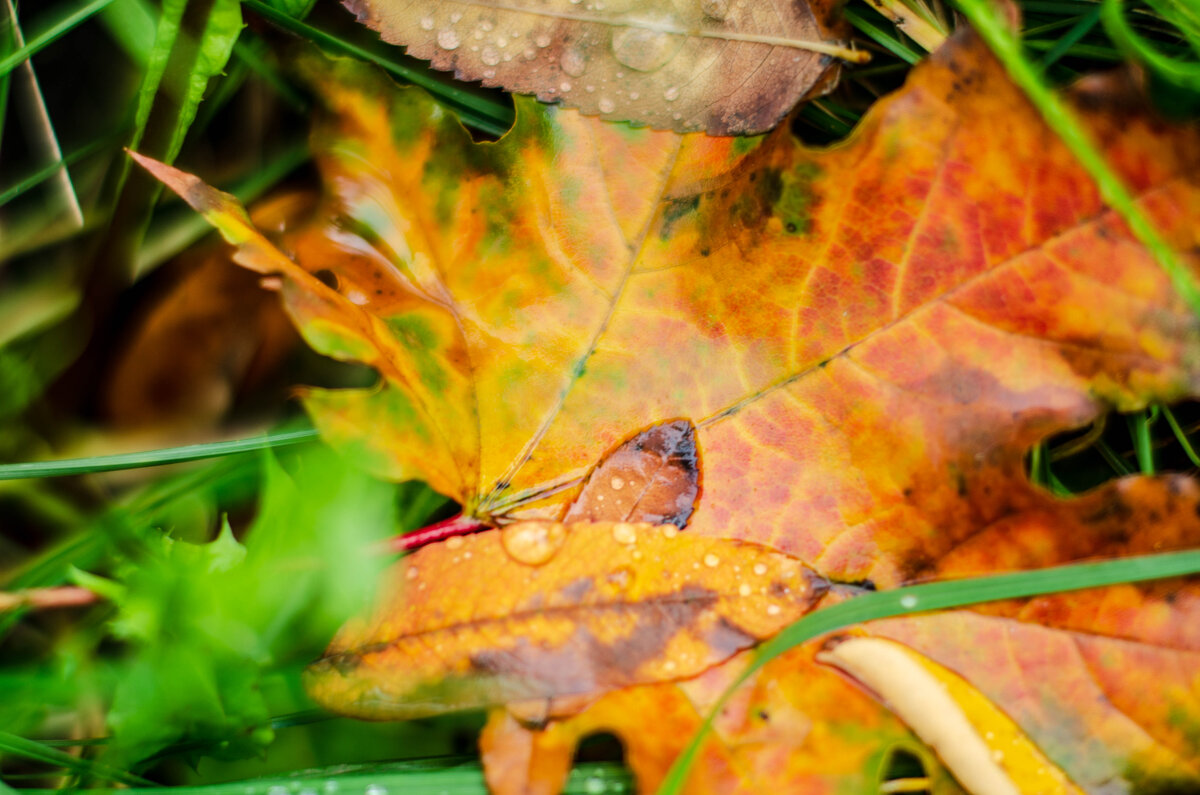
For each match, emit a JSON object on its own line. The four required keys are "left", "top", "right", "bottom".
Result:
{"left": 304, "top": 522, "right": 825, "bottom": 720}
{"left": 563, "top": 419, "right": 701, "bottom": 528}
{"left": 341, "top": 0, "right": 858, "bottom": 135}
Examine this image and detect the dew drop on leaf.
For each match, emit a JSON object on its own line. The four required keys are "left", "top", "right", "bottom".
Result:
{"left": 482, "top": 46, "right": 501, "bottom": 66}
{"left": 419, "top": 15, "right": 434, "bottom": 30}
{"left": 561, "top": 47, "right": 588, "bottom": 77}
{"left": 611, "top": 25, "right": 678, "bottom": 72}
{"left": 664, "top": 86, "right": 679, "bottom": 101}
{"left": 501, "top": 521, "right": 567, "bottom": 566}
{"left": 611, "top": 522, "right": 638, "bottom": 545}
{"left": 598, "top": 97, "right": 616, "bottom": 113}
{"left": 437, "top": 29, "right": 461, "bottom": 50}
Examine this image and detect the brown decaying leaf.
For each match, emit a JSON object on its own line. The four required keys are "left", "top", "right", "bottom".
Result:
{"left": 101, "top": 192, "right": 307, "bottom": 429}
{"left": 562, "top": 419, "right": 700, "bottom": 528}
{"left": 343, "top": 0, "right": 857, "bottom": 135}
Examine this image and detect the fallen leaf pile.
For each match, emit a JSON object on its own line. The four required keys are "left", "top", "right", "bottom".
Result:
{"left": 138, "top": 17, "right": 1200, "bottom": 794}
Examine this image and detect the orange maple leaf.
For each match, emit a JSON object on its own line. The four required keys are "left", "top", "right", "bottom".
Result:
{"left": 136, "top": 26, "right": 1200, "bottom": 793}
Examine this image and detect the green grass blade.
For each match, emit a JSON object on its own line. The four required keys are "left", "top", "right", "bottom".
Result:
{"left": 0, "top": 428, "right": 319, "bottom": 481}
{"left": 0, "top": 0, "right": 11, "bottom": 159}
{"left": 1039, "top": 5, "right": 1102, "bottom": 67}
{"left": 13, "top": 761, "right": 631, "bottom": 795}
{"left": 241, "top": 0, "right": 512, "bottom": 136}
{"left": 658, "top": 547, "right": 1200, "bottom": 795}
{"left": 0, "top": 135, "right": 116, "bottom": 207}
{"left": 0, "top": 0, "right": 115, "bottom": 77}
{"left": 98, "top": 0, "right": 157, "bottom": 67}
{"left": 1102, "top": 0, "right": 1200, "bottom": 89}
{"left": 1096, "top": 437, "right": 1134, "bottom": 475}
{"left": 951, "top": 0, "right": 1200, "bottom": 317}
{"left": 1163, "top": 405, "right": 1200, "bottom": 467}
{"left": 0, "top": 731, "right": 151, "bottom": 787}
{"left": 845, "top": 5, "right": 924, "bottom": 63}
{"left": 1127, "top": 410, "right": 1156, "bottom": 474}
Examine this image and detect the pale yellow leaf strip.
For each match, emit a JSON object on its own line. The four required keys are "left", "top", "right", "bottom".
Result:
{"left": 435, "top": 0, "right": 871, "bottom": 62}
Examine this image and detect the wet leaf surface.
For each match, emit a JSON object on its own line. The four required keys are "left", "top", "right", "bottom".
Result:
{"left": 138, "top": 25, "right": 1200, "bottom": 794}
{"left": 342, "top": 0, "right": 855, "bottom": 135}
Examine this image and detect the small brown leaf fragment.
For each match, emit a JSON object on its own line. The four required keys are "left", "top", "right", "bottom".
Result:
{"left": 342, "top": 0, "right": 860, "bottom": 134}
{"left": 563, "top": 419, "right": 701, "bottom": 528}
{"left": 304, "top": 521, "right": 827, "bottom": 720}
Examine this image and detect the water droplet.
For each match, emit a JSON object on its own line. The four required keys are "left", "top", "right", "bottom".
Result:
{"left": 738, "top": 583, "right": 751, "bottom": 597}
{"left": 446, "top": 535, "right": 464, "bottom": 549}
{"left": 607, "top": 566, "right": 633, "bottom": 589}
{"left": 437, "top": 29, "right": 461, "bottom": 50}
{"left": 406, "top": 566, "right": 419, "bottom": 580}
{"left": 585, "top": 84, "right": 595, "bottom": 92}
{"left": 766, "top": 604, "right": 782, "bottom": 616}
{"left": 664, "top": 659, "right": 677, "bottom": 672}
{"left": 583, "top": 779, "right": 606, "bottom": 795}
{"left": 501, "top": 521, "right": 567, "bottom": 566}
{"left": 752, "top": 563, "right": 768, "bottom": 576}
{"left": 560, "top": 81, "right": 572, "bottom": 92}
{"left": 629, "top": 91, "right": 639, "bottom": 100}
{"left": 365, "top": 787, "right": 387, "bottom": 795}
{"left": 503, "top": 52, "right": 513, "bottom": 61}
{"left": 473, "top": 30, "right": 484, "bottom": 40}
{"left": 701, "top": 0, "right": 730, "bottom": 20}
{"left": 535, "top": 33, "right": 552, "bottom": 47}
{"left": 598, "top": 97, "right": 616, "bottom": 113}
{"left": 323, "top": 783, "right": 339, "bottom": 794}
{"left": 672, "top": 111, "right": 682, "bottom": 120}
{"left": 419, "top": 15, "right": 435, "bottom": 30}
{"left": 664, "top": 86, "right": 679, "bottom": 101}
{"left": 449, "top": 11, "right": 462, "bottom": 22}
{"left": 268, "top": 787, "right": 289, "bottom": 795}
{"left": 610, "top": 475, "right": 625, "bottom": 490}
{"left": 661, "top": 524, "right": 678, "bottom": 538}
{"left": 481, "top": 45, "right": 501, "bottom": 65}
{"left": 522, "top": 48, "right": 537, "bottom": 59}
{"left": 703, "top": 553, "right": 720, "bottom": 568}
{"left": 496, "top": 36, "right": 508, "bottom": 47}
{"left": 991, "top": 749, "right": 1005, "bottom": 763}
{"left": 480, "top": 19, "right": 494, "bottom": 31}
{"left": 560, "top": 47, "right": 587, "bottom": 77}
{"left": 899, "top": 594, "right": 918, "bottom": 609}
{"left": 611, "top": 523, "right": 638, "bottom": 545}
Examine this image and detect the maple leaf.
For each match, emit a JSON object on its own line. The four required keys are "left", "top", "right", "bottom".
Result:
{"left": 343, "top": 0, "right": 860, "bottom": 135}
{"left": 136, "top": 25, "right": 1200, "bottom": 793}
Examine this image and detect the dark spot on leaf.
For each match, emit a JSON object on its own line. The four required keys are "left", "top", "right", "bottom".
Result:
{"left": 659, "top": 195, "right": 701, "bottom": 240}
{"left": 315, "top": 269, "right": 339, "bottom": 290}
{"left": 560, "top": 577, "right": 595, "bottom": 601}
{"left": 705, "top": 616, "right": 756, "bottom": 657}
